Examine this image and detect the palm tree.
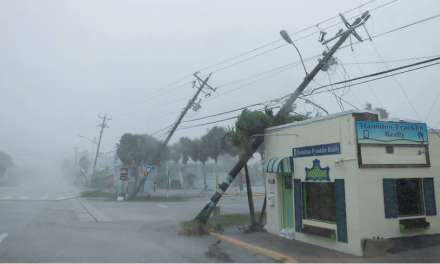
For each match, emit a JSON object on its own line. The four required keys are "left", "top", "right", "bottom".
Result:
{"left": 222, "top": 109, "right": 272, "bottom": 227}
{"left": 418, "top": 132, "right": 425, "bottom": 144}
{"left": 204, "top": 126, "right": 227, "bottom": 188}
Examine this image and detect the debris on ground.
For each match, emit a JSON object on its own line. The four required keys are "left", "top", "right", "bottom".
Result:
{"left": 176, "top": 221, "right": 209, "bottom": 236}
{"left": 205, "top": 239, "right": 233, "bottom": 262}
{"left": 242, "top": 222, "right": 266, "bottom": 234}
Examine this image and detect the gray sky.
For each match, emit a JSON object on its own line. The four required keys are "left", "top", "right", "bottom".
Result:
{"left": 1, "top": 0, "right": 439, "bottom": 168}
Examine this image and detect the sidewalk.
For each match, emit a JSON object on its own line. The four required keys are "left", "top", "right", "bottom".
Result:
{"left": 213, "top": 228, "right": 440, "bottom": 263}
{"left": 140, "top": 186, "right": 265, "bottom": 197}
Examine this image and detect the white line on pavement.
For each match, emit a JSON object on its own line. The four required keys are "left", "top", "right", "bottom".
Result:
{"left": 0, "top": 233, "right": 8, "bottom": 243}
{"left": 0, "top": 196, "right": 12, "bottom": 200}
{"left": 42, "top": 189, "right": 51, "bottom": 200}
{"left": 20, "top": 196, "right": 29, "bottom": 200}
{"left": 56, "top": 197, "right": 65, "bottom": 200}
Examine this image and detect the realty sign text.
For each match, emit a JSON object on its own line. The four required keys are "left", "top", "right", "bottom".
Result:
{"left": 356, "top": 121, "right": 428, "bottom": 145}
{"left": 292, "top": 143, "right": 341, "bottom": 158}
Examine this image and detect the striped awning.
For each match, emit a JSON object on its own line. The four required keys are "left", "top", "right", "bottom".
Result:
{"left": 264, "top": 156, "right": 294, "bottom": 173}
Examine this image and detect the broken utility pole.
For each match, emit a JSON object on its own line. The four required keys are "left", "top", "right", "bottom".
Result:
{"left": 132, "top": 73, "right": 216, "bottom": 197}
{"left": 195, "top": 11, "right": 371, "bottom": 224}
{"left": 91, "top": 114, "right": 111, "bottom": 182}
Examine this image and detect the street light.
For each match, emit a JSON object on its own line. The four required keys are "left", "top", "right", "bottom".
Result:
{"left": 78, "top": 135, "right": 98, "bottom": 145}
{"left": 280, "top": 30, "right": 308, "bottom": 76}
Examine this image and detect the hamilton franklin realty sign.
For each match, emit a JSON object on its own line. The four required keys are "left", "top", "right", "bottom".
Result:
{"left": 292, "top": 143, "right": 341, "bottom": 158}
{"left": 356, "top": 121, "right": 428, "bottom": 145}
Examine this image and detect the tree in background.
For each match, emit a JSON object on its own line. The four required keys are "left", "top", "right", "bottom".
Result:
{"left": 188, "top": 137, "right": 210, "bottom": 192}
{"left": 204, "top": 126, "right": 226, "bottom": 187}
{"left": 179, "top": 137, "right": 193, "bottom": 188}
{"left": 365, "top": 102, "right": 389, "bottom": 119}
{"left": 0, "top": 151, "right": 13, "bottom": 178}
{"left": 116, "top": 133, "right": 170, "bottom": 196}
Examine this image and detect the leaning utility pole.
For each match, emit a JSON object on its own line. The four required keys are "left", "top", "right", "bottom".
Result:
{"left": 131, "top": 73, "right": 216, "bottom": 197}
{"left": 195, "top": 11, "right": 371, "bottom": 224}
{"left": 91, "top": 114, "right": 111, "bottom": 182}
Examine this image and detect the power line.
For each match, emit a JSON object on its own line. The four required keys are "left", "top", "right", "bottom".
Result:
{"left": 111, "top": 13, "right": 440, "bottom": 134}
{"left": 370, "top": 41, "right": 422, "bottom": 120}
{"left": 425, "top": 89, "right": 440, "bottom": 122}
{"left": 201, "top": 1, "right": 396, "bottom": 76}
{"left": 304, "top": 61, "right": 440, "bottom": 97}
{"left": 350, "top": 50, "right": 388, "bottom": 111}
{"left": 103, "top": 0, "right": 392, "bottom": 115}
{"left": 307, "top": 57, "right": 440, "bottom": 95}
{"left": 12, "top": 151, "right": 75, "bottom": 156}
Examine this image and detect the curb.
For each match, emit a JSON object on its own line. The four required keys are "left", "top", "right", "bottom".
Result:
{"left": 210, "top": 232, "right": 297, "bottom": 263}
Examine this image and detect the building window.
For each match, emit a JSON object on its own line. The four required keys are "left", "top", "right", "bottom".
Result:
{"left": 396, "top": 178, "right": 424, "bottom": 216}
{"left": 303, "top": 182, "right": 336, "bottom": 223}
{"left": 386, "top": 146, "right": 394, "bottom": 154}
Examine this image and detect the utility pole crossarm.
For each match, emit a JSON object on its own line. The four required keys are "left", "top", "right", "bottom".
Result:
{"left": 91, "top": 114, "right": 111, "bottom": 182}
{"left": 194, "top": 14, "right": 366, "bottom": 224}
{"left": 153, "top": 73, "right": 212, "bottom": 164}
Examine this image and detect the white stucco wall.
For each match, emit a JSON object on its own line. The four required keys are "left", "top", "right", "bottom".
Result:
{"left": 264, "top": 111, "right": 440, "bottom": 257}
{"left": 361, "top": 145, "right": 427, "bottom": 164}
{"left": 357, "top": 132, "right": 440, "bottom": 240}
{"left": 265, "top": 113, "right": 363, "bottom": 256}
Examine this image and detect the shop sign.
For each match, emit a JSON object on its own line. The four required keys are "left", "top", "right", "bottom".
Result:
{"left": 119, "top": 167, "right": 128, "bottom": 180}
{"left": 305, "top": 159, "right": 330, "bottom": 181}
{"left": 292, "top": 143, "right": 341, "bottom": 158}
{"left": 356, "top": 121, "right": 428, "bottom": 145}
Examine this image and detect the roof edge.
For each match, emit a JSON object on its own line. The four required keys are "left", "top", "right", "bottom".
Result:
{"left": 265, "top": 110, "right": 380, "bottom": 132}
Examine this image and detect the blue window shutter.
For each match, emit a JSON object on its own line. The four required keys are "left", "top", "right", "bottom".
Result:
{"left": 383, "top": 179, "right": 398, "bottom": 218}
{"left": 293, "top": 179, "right": 302, "bottom": 232}
{"left": 335, "top": 179, "right": 348, "bottom": 243}
{"left": 423, "top": 178, "right": 437, "bottom": 216}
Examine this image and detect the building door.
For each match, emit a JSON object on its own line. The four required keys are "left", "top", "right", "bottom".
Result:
{"left": 282, "top": 174, "right": 293, "bottom": 229}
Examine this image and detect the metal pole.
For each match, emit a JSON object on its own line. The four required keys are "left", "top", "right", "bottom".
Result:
{"left": 195, "top": 15, "right": 364, "bottom": 224}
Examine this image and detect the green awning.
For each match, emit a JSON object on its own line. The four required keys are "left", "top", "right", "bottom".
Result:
{"left": 264, "top": 156, "right": 294, "bottom": 173}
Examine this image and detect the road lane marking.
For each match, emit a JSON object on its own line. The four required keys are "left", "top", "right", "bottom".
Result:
{"left": 0, "top": 233, "right": 8, "bottom": 243}
{"left": 157, "top": 204, "right": 168, "bottom": 208}
{"left": 56, "top": 197, "right": 65, "bottom": 200}
{"left": 0, "top": 196, "right": 12, "bottom": 200}
{"left": 20, "top": 196, "right": 29, "bottom": 200}
{"left": 210, "top": 232, "right": 297, "bottom": 263}
{"left": 42, "top": 189, "right": 51, "bottom": 200}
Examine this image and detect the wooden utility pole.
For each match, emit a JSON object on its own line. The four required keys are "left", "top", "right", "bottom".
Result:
{"left": 131, "top": 73, "right": 215, "bottom": 197}
{"left": 91, "top": 114, "right": 111, "bottom": 183}
{"left": 195, "top": 12, "right": 370, "bottom": 224}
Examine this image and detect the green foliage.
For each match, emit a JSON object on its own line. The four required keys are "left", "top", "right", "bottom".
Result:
{"left": 0, "top": 151, "right": 13, "bottom": 177}
{"left": 188, "top": 137, "right": 210, "bottom": 164}
{"left": 171, "top": 142, "right": 181, "bottom": 164}
{"left": 265, "top": 105, "right": 310, "bottom": 126}
{"left": 204, "top": 126, "right": 226, "bottom": 163}
{"left": 179, "top": 137, "right": 192, "bottom": 165}
{"left": 116, "top": 133, "right": 169, "bottom": 166}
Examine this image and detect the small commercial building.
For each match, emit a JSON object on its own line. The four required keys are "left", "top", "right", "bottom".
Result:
{"left": 263, "top": 110, "right": 439, "bottom": 256}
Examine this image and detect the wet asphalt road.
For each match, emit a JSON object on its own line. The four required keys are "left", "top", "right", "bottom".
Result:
{"left": 0, "top": 181, "right": 271, "bottom": 263}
